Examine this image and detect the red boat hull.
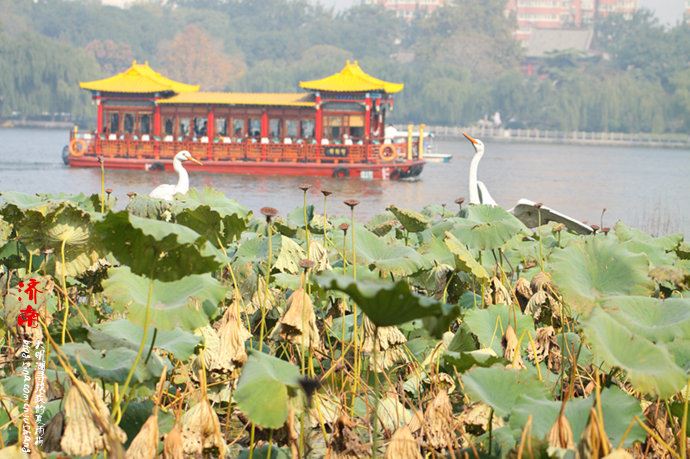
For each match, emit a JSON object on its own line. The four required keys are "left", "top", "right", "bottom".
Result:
{"left": 68, "top": 155, "right": 425, "bottom": 180}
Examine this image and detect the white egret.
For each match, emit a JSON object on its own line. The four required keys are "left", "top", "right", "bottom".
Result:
{"left": 463, "top": 133, "right": 593, "bottom": 235}
{"left": 149, "top": 150, "right": 203, "bottom": 201}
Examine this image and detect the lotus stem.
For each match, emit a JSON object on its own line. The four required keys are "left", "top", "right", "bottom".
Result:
{"left": 323, "top": 195, "right": 329, "bottom": 246}
{"left": 371, "top": 326, "right": 381, "bottom": 458}
{"left": 258, "top": 221, "right": 273, "bottom": 352}
{"left": 303, "top": 189, "right": 310, "bottom": 258}
{"left": 249, "top": 423, "right": 256, "bottom": 459}
{"left": 113, "top": 275, "right": 154, "bottom": 424}
{"left": 99, "top": 157, "right": 106, "bottom": 213}
{"left": 60, "top": 239, "right": 69, "bottom": 345}
{"left": 681, "top": 378, "right": 689, "bottom": 459}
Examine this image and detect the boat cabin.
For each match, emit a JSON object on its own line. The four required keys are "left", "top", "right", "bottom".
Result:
{"left": 67, "top": 60, "right": 425, "bottom": 179}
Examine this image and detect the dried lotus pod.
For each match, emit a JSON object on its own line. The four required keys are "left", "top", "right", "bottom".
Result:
{"left": 163, "top": 423, "right": 183, "bottom": 459}
{"left": 272, "top": 287, "right": 320, "bottom": 349}
{"left": 547, "top": 413, "right": 575, "bottom": 450}
{"left": 423, "top": 391, "right": 455, "bottom": 451}
{"left": 361, "top": 316, "right": 408, "bottom": 372}
{"left": 502, "top": 325, "right": 525, "bottom": 369}
{"left": 60, "top": 379, "right": 126, "bottom": 457}
{"left": 181, "top": 397, "right": 226, "bottom": 457}
{"left": 530, "top": 271, "right": 553, "bottom": 292}
{"left": 514, "top": 277, "right": 533, "bottom": 311}
{"left": 385, "top": 426, "right": 422, "bottom": 459}
{"left": 125, "top": 415, "right": 159, "bottom": 459}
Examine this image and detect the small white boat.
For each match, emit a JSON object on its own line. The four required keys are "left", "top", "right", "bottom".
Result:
{"left": 385, "top": 126, "right": 453, "bottom": 163}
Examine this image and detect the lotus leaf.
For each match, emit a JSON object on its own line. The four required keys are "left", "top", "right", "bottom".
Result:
{"left": 449, "top": 205, "right": 529, "bottom": 251}
{"left": 549, "top": 237, "right": 654, "bottom": 315}
{"left": 234, "top": 350, "right": 301, "bottom": 428}
{"left": 176, "top": 204, "right": 248, "bottom": 247}
{"left": 462, "top": 365, "right": 548, "bottom": 417}
{"left": 102, "top": 266, "right": 224, "bottom": 331}
{"left": 87, "top": 319, "right": 201, "bottom": 360}
{"left": 464, "top": 304, "right": 536, "bottom": 356}
{"left": 584, "top": 308, "right": 686, "bottom": 398}
{"left": 317, "top": 272, "right": 459, "bottom": 336}
{"left": 94, "top": 211, "right": 220, "bottom": 281}
{"left": 58, "top": 342, "right": 166, "bottom": 383}
{"left": 444, "top": 231, "right": 490, "bottom": 281}
{"left": 600, "top": 296, "right": 690, "bottom": 342}
{"left": 387, "top": 205, "right": 430, "bottom": 233}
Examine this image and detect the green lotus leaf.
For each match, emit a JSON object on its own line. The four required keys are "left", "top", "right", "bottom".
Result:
{"left": 125, "top": 194, "right": 177, "bottom": 219}
{"left": 462, "top": 365, "right": 548, "bottom": 417}
{"left": 418, "top": 237, "right": 455, "bottom": 268}
{"left": 614, "top": 222, "right": 681, "bottom": 267}
{"left": 177, "top": 187, "right": 250, "bottom": 218}
{"left": 286, "top": 204, "right": 314, "bottom": 229}
{"left": 464, "top": 304, "right": 536, "bottom": 356}
{"left": 449, "top": 205, "right": 529, "bottom": 251}
{"left": 509, "top": 386, "right": 644, "bottom": 448}
{"left": 443, "top": 347, "right": 501, "bottom": 372}
{"left": 666, "top": 339, "right": 690, "bottom": 374}
{"left": 176, "top": 205, "right": 248, "bottom": 248}
{"left": 584, "top": 308, "right": 686, "bottom": 398}
{"left": 387, "top": 205, "right": 429, "bottom": 233}
{"left": 444, "top": 231, "right": 489, "bottom": 281}
{"left": 549, "top": 238, "right": 654, "bottom": 315}
{"left": 600, "top": 296, "right": 690, "bottom": 342}
{"left": 14, "top": 203, "right": 101, "bottom": 277}
{"left": 274, "top": 235, "right": 306, "bottom": 274}
{"left": 88, "top": 319, "right": 201, "bottom": 360}
{"left": 94, "top": 211, "right": 220, "bottom": 281}
{"left": 234, "top": 350, "right": 301, "bottom": 429}
{"left": 333, "top": 224, "right": 430, "bottom": 277}
{"left": 58, "top": 342, "right": 166, "bottom": 383}
{"left": 102, "top": 266, "right": 223, "bottom": 331}
{"left": 366, "top": 212, "right": 396, "bottom": 236}
{"left": 316, "top": 272, "right": 459, "bottom": 336}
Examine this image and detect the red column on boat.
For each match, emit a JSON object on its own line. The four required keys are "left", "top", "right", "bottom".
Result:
{"left": 153, "top": 104, "right": 161, "bottom": 137}
{"left": 314, "top": 93, "right": 322, "bottom": 163}
{"left": 206, "top": 107, "right": 215, "bottom": 160}
{"left": 96, "top": 95, "right": 103, "bottom": 134}
{"left": 261, "top": 111, "right": 268, "bottom": 138}
{"left": 364, "top": 95, "right": 371, "bottom": 162}
{"left": 153, "top": 102, "right": 161, "bottom": 159}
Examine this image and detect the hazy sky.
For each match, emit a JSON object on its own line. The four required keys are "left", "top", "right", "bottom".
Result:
{"left": 318, "top": 0, "right": 686, "bottom": 24}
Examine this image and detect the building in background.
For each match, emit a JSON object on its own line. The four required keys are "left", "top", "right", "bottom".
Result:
{"left": 363, "top": 0, "right": 446, "bottom": 20}
{"left": 505, "top": 0, "right": 639, "bottom": 41}
{"left": 685, "top": 0, "right": 690, "bottom": 24}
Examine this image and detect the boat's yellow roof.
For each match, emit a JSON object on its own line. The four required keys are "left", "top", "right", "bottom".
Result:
{"left": 299, "top": 60, "right": 403, "bottom": 94}
{"left": 159, "top": 92, "right": 315, "bottom": 107}
{"left": 79, "top": 61, "right": 199, "bottom": 94}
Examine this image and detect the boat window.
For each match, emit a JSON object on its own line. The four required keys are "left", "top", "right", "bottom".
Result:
{"left": 232, "top": 119, "right": 244, "bottom": 137}
{"left": 140, "top": 115, "right": 151, "bottom": 134}
{"left": 324, "top": 116, "right": 342, "bottom": 140}
{"left": 124, "top": 114, "right": 134, "bottom": 134}
{"left": 179, "top": 118, "right": 191, "bottom": 137}
{"left": 215, "top": 118, "right": 227, "bottom": 137}
{"left": 249, "top": 118, "right": 261, "bottom": 138}
{"left": 164, "top": 118, "right": 173, "bottom": 135}
{"left": 349, "top": 115, "right": 364, "bottom": 140}
{"left": 269, "top": 119, "right": 281, "bottom": 139}
{"left": 193, "top": 117, "right": 207, "bottom": 137}
{"left": 109, "top": 113, "right": 119, "bottom": 133}
{"left": 286, "top": 120, "right": 299, "bottom": 138}
{"left": 301, "top": 119, "right": 314, "bottom": 138}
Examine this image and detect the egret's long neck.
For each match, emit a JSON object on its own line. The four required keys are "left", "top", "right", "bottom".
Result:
{"left": 173, "top": 159, "right": 189, "bottom": 194}
{"left": 468, "top": 146, "right": 484, "bottom": 204}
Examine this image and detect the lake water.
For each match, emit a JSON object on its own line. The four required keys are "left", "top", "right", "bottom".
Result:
{"left": 1, "top": 128, "right": 689, "bottom": 236}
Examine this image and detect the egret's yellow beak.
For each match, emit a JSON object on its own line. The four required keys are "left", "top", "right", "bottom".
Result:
{"left": 189, "top": 156, "right": 203, "bottom": 165}
{"left": 463, "top": 132, "right": 479, "bottom": 145}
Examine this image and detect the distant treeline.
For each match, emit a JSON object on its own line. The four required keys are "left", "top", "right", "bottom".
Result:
{"left": 1, "top": 0, "right": 689, "bottom": 133}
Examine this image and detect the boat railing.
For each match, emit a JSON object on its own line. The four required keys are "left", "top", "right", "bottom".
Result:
{"left": 70, "top": 131, "right": 415, "bottom": 164}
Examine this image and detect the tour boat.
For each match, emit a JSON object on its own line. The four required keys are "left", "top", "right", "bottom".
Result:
{"left": 386, "top": 126, "right": 452, "bottom": 163}
{"left": 64, "top": 60, "right": 426, "bottom": 180}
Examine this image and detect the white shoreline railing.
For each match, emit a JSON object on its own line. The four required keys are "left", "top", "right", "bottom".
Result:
{"left": 399, "top": 125, "right": 690, "bottom": 149}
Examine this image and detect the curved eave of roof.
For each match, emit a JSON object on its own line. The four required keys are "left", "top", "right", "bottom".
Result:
{"left": 79, "top": 61, "right": 199, "bottom": 94}
{"left": 158, "top": 92, "right": 315, "bottom": 107}
{"left": 299, "top": 60, "right": 404, "bottom": 94}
